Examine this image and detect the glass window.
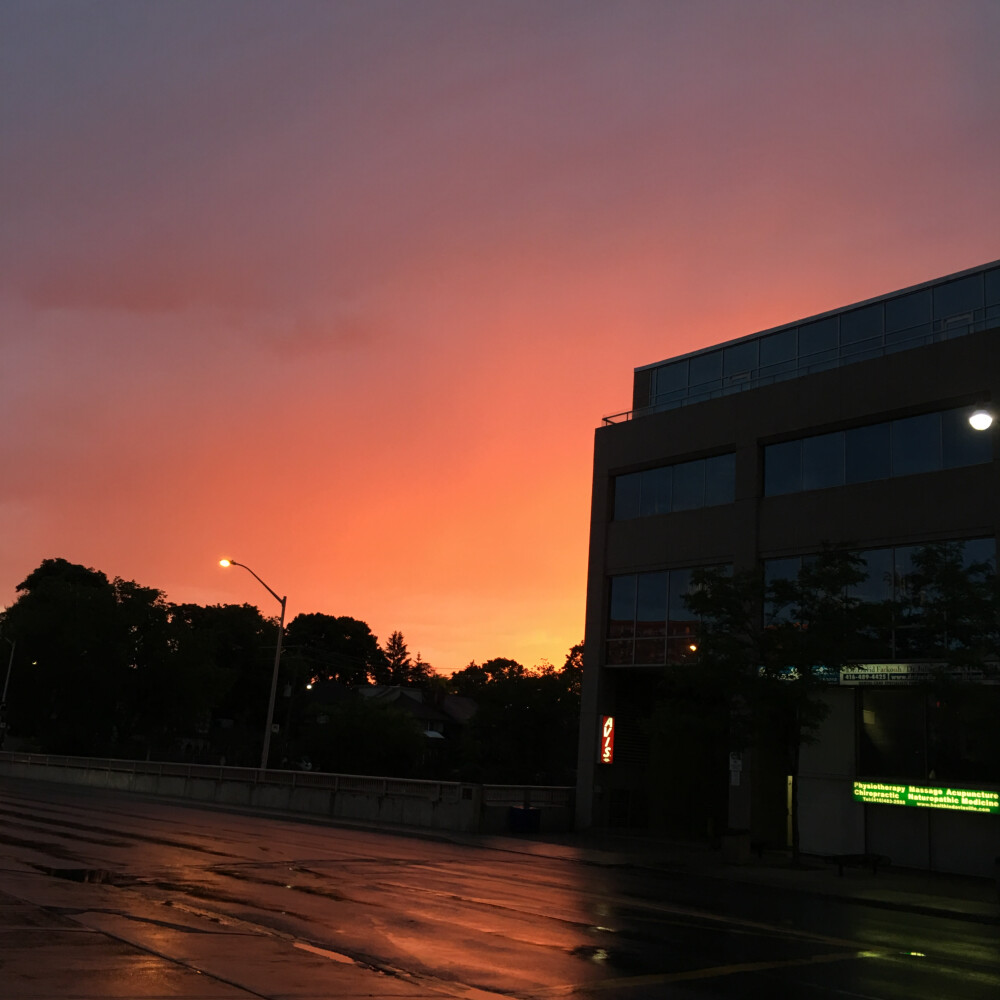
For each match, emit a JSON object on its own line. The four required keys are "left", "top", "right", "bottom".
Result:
{"left": 851, "top": 548, "right": 893, "bottom": 604}
{"left": 840, "top": 303, "right": 882, "bottom": 345}
{"left": 688, "top": 350, "right": 722, "bottom": 388}
{"left": 636, "top": 572, "right": 668, "bottom": 636}
{"left": 634, "top": 638, "right": 665, "bottom": 665}
{"left": 885, "top": 288, "right": 932, "bottom": 333}
{"left": 934, "top": 275, "right": 983, "bottom": 319}
{"left": 961, "top": 537, "right": 996, "bottom": 572}
{"left": 614, "top": 472, "right": 641, "bottom": 520}
{"left": 667, "top": 568, "right": 697, "bottom": 636}
{"left": 985, "top": 268, "right": 1000, "bottom": 306}
{"left": 724, "top": 340, "right": 758, "bottom": 376}
{"left": 942, "top": 408, "right": 993, "bottom": 469}
{"left": 704, "top": 453, "right": 735, "bottom": 506}
{"left": 653, "top": 360, "right": 687, "bottom": 401}
{"left": 606, "top": 639, "right": 633, "bottom": 665}
{"left": 798, "top": 317, "right": 838, "bottom": 358}
{"left": 608, "top": 575, "right": 636, "bottom": 637}
{"left": 764, "top": 557, "right": 800, "bottom": 622}
{"left": 845, "top": 423, "right": 890, "bottom": 483}
{"left": 760, "top": 328, "right": 796, "bottom": 367}
{"left": 893, "top": 545, "right": 920, "bottom": 604}
{"left": 672, "top": 459, "right": 705, "bottom": 510}
{"left": 891, "top": 413, "right": 942, "bottom": 477}
{"left": 764, "top": 557, "right": 801, "bottom": 587}
{"left": 640, "top": 466, "right": 672, "bottom": 516}
{"left": 764, "top": 440, "right": 802, "bottom": 495}
{"left": 802, "top": 431, "right": 845, "bottom": 490}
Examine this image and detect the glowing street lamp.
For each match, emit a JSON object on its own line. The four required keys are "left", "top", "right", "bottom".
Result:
{"left": 219, "top": 559, "right": 286, "bottom": 771}
{"left": 968, "top": 408, "right": 994, "bottom": 431}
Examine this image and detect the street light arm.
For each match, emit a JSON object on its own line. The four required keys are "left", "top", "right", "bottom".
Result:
{"left": 225, "top": 560, "right": 286, "bottom": 608}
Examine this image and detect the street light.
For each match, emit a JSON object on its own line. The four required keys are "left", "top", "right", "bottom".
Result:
{"left": 219, "top": 559, "right": 286, "bottom": 771}
{"left": 969, "top": 408, "right": 994, "bottom": 431}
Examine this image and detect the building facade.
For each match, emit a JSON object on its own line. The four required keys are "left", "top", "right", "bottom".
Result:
{"left": 576, "top": 260, "right": 1000, "bottom": 875}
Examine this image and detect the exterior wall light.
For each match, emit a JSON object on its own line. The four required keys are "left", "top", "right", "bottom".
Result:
{"left": 968, "top": 409, "right": 994, "bottom": 431}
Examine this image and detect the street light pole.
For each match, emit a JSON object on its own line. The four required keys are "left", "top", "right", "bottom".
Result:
{"left": 220, "top": 559, "right": 286, "bottom": 771}
{"left": 0, "top": 638, "right": 14, "bottom": 746}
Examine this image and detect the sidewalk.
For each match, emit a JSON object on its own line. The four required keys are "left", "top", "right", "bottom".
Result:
{"left": 466, "top": 829, "right": 1000, "bottom": 926}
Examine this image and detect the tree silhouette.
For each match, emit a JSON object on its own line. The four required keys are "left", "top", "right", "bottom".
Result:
{"left": 285, "top": 613, "right": 384, "bottom": 686}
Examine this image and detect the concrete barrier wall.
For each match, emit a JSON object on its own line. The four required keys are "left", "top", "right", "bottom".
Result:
{"left": 0, "top": 753, "right": 572, "bottom": 836}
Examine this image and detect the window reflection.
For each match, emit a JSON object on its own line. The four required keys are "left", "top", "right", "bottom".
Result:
{"left": 613, "top": 453, "right": 734, "bottom": 520}
{"left": 763, "top": 538, "right": 996, "bottom": 659}
{"left": 606, "top": 566, "right": 727, "bottom": 665}
{"left": 765, "top": 406, "right": 990, "bottom": 497}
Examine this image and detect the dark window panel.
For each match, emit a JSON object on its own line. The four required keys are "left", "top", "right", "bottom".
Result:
{"left": 840, "top": 303, "right": 882, "bottom": 344}
{"left": 614, "top": 472, "right": 641, "bottom": 520}
{"left": 764, "top": 440, "right": 802, "bottom": 495}
{"left": 672, "top": 459, "right": 705, "bottom": 510}
{"left": 892, "top": 545, "right": 920, "bottom": 609}
{"left": 986, "top": 268, "right": 1000, "bottom": 307}
{"left": 845, "top": 423, "right": 890, "bottom": 483}
{"left": 798, "top": 316, "right": 838, "bottom": 357}
{"left": 885, "top": 288, "right": 932, "bottom": 333}
{"left": 640, "top": 466, "right": 672, "bottom": 516}
{"left": 653, "top": 360, "right": 687, "bottom": 396}
{"left": 634, "top": 638, "right": 666, "bottom": 665}
{"left": 961, "top": 537, "right": 996, "bottom": 572}
{"left": 608, "top": 574, "right": 636, "bottom": 637}
{"left": 688, "top": 350, "right": 722, "bottom": 387}
{"left": 942, "top": 408, "right": 993, "bottom": 470}
{"left": 667, "top": 567, "right": 695, "bottom": 628}
{"left": 760, "top": 328, "right": 797, "bottom": 367}
{"left": 724, "top": 340, "right": 758, "bottom": 376}
{"left": 635, "top": 572, "right": 668, "bottom": 636}
{"left": 704, "top": 453, "right": 735, "bottom": 506}
{"left": 802, "top": 431, "right": 845, "bottom": 490}
{"left": 764, "top": 556, "right": 801, "bottom": 622}
{"left": 851, "top": 548, "right": 893, "bottom": 604}
{"left": 606, "top": 640, "right": 633, "bottom": 665}
{"left": 891, "top": 412, "right": 942, "bottom": 477}
{"left": 934, "top": 275, "right": 983, "bottom": 319}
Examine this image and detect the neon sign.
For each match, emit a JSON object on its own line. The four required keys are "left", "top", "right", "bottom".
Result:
{"left": 600, "top": 716, "right": 614, "bottom": 764}
{"left": 853, "top": 781, "right": 999, "bottom": 814}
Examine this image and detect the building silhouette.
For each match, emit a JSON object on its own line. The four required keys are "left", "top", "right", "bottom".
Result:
{"left": 577, "top": 260, "right": 1000, "bottom": 875}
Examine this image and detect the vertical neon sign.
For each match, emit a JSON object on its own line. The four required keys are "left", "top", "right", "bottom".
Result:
{"left": 601, "top": 716, "right": 614, "bottom": 763}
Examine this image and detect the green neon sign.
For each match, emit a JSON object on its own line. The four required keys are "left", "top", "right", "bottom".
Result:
{"left": 853, "top": 781, "right": 999, "bottom": 815}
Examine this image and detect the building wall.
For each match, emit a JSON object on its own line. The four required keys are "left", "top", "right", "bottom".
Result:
{"left": 577, "top": 321, "right": 1000, "bottom": 867}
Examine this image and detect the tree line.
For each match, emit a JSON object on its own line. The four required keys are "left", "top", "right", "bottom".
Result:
{"left": 0, "top": 558, "right": 581, "bottom": 784}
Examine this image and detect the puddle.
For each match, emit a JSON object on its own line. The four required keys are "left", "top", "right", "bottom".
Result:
{"left": 32, "top": 865, "right": 116, "bottom": 884}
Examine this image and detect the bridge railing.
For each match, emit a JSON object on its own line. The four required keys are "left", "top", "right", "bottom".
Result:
{"left": 0, "top": 751, "right": 574, "bottom": 834}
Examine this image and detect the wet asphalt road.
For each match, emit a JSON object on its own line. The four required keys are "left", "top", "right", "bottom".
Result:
{"left": 0, "top": 777, "right": 998, "bottom": 999}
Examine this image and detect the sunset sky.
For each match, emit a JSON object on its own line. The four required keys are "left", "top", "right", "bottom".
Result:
{"left": 2, "top": 0, "right": 998, "bottom": 673}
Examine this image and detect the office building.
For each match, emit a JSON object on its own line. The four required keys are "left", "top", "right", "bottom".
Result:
{"left": 577, "top": 260, "right": 1000, "bottom": 875}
